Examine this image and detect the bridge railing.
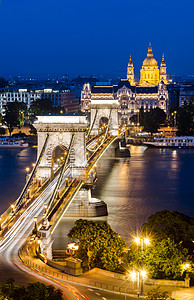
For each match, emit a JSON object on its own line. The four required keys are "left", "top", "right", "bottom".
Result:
{"left": 16, "top": 133, "right": 49, "bottom": 208}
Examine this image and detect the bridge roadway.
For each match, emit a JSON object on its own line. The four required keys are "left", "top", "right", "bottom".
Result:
{"left": 0, "top": 134, "right": 127, "bottom": 299}
{"left": 0, "top": 133, "right": 192, "bottom": 300}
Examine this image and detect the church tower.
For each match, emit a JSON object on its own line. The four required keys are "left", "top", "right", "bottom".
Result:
{"left": 127, "top": 55, "right": 135, "bottom": 85}
{"left": 140, "top": 44, "right": 160, "bottom": 86}
{"left": 160, "top": 54, "right": 168, "bottom": 84}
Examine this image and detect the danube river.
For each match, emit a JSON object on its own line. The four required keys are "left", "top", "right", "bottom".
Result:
{"left": 0, "top": 146, "right": 194, "bottom": 248}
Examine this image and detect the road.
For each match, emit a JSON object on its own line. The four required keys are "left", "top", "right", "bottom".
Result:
{"left": 0, "top": 169, "right": 131, "bottom": 300}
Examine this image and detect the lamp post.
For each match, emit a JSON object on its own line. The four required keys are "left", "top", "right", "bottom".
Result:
{"left": 182, "top": 263, "right": 190, "bottom": 288}
{"left": 11, "top": 204, "right": 15, "bottom": 214}
{"left": 174, "top": 111, "right": 177, "bottom": 127}
{"left": 44, "top": 204, "right": 47, "bottom": 215}
{"left": 33, "top": 217, "right": 38, "bottom": 235}
{"left": 67, "top": 242, "right": 79, "bottom": 255}
{"left": 135, "top": 237, "right": 150, "bottom": 295}
{"left": 130, "top": 270, "right": 146, "bottom": 300}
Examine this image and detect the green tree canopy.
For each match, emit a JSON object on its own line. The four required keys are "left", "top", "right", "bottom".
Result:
{"left": 29, "top": 98, "right": 62, "bottom": 122}
{"left": 68, "top": 219, "right": 126, "bottom": 271}
{"left": 141, "top": 107, "right": 167, "bottom": 134}
{"left": 147, "top": 288, "right": 174, "bottom": 300}
{"left": 142, "top": 210, "right": 194, "bottom": 255}
{"left": 144, "top": 238, "right": 190, "bottom": 279}
{"left": 3, "top": 102, "right": 27, "bottom": 135}
{"left": 124, "top": 238, "right": 190, "bottom": 280}
{"left": 0, "top": 280, "right": 62, "bottom": 300}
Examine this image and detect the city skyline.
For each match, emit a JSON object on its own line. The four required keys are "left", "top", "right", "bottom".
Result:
{"left": 0, "top": 0, "right": 194, "bottom": 78}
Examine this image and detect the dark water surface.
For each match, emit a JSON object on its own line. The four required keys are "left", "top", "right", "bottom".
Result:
{"left": 0, "top": 146, "right": 194, "bottom": 248}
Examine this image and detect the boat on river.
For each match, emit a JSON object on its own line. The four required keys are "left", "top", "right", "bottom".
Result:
{"left": 0, "top": 137, "right": 29, "bottom": 148}
{"left": 143, "top": 136, "right": 194, "bottom": 148}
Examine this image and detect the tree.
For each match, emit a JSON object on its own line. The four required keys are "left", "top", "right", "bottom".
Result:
{"left": 142, "top": 210, "right": 194, "bottom": 255}
{"left": 147, "top": 288, "right": 174, "bottom": 300}
{"left": 143, "top": 238, "right": 190, "bottom": 279}
{"left": 177, "top": 102, "right": 194, "bottom": 136}
{"left": 124, "top": 238, "right": 190, "bottom": 280}
{"left": 0, "top": 281, "right": 62, "bottom": 300}
{"left": 142, "top": 108, "right": 167, "bottom": 134}
{"left": 3, "top": 102, "right": 27, "bottom": 135}
{"left": 68, "top": 219, "right": 126, "bottom": 271}
{"left": 29, "top": 98, "right": 62, "bottom": 123}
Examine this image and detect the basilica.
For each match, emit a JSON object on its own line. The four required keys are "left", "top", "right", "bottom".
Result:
{"left": 81, "top": 44, "right": 169, "bottom": 123}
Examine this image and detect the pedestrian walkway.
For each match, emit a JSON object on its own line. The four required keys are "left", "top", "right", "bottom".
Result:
{"left": 19, "top": 241, "right": 194, "bottom": 300}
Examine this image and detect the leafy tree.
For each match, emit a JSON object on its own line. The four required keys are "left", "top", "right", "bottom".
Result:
{"left": 177, "top": 102, "right": 194, "bottom": 136}
{"left": 68, "top": 219, "right": 126, "bottom": 271}
{"left": 147, "top": 288, "right": 174, "bottom": 300}
{"left": 0, "top": 281, "right": 62, "bottom": 300}
{"left": 124, "top": 238, "right": 190, "bottom": 280}
{"left": 143, "top": 238, "right": 190, "bottom": 279}
{"left": 141, "top": 108, "right": 167, "bottom": 134}
{"left": 142, "top": 210, "right": 194, "bottom": 255}
{"left": 29, "top": 98, "right": 62, "bottom": 122}
{"left": 3, "top": 102, "right": 27, "bottom": 135}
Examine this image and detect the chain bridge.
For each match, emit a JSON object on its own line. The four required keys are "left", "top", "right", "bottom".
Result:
{"left": 0, "top": 99, "right": 129, "bottom": 260}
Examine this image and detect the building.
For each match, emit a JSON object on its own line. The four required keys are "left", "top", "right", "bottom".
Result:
{"left": 81, "top": 44, "right": 169, "bottom": 124}
{"left": 0, "top": 86, "right": 80, "bottom": 115}
{"left": 179, "top": 85, "right": 194, "bottom": 107}
{"left": 62, "top": 91, "right": 80, "bottom": 113}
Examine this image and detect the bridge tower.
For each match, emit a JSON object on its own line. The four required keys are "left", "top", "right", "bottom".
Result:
{"left": 89, "top": 99, "right": 119, "bottom": 136}
{"left": 33, "top": 115, "right": 88, "bottom": 179}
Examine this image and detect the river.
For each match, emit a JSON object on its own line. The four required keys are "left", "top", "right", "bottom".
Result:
{"left": 0, "top": 145, "right": 194, "bottom": 248}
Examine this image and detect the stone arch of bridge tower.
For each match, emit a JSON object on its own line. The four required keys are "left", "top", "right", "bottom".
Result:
{"left": 34, "top": 115, "right": 88, "bottom": 179}
{"left": 90, "top": 102, "right": 119, "bottom": 136}
{"left": 51, "top": 144, "right": 69, "bottom": 175}
{"left": 39, "top": 135, "right": 76, "bottom": 178}
{"left": 99, "top": 116, "right": 109, "bottom": 129}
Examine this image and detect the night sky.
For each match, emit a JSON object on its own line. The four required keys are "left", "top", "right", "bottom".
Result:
{"left": 0, "top": 0, "right": 193, "bottom": 78}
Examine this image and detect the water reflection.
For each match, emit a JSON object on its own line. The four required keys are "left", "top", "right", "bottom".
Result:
{"left": 0, "top": 146, "right": 194, "bottom": 249}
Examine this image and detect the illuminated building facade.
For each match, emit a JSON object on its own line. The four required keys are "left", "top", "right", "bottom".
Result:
{"left": 81, "top": 44, "right": 169, "bottom": 123}
{"left": 0, "top": 88, "right": 79, "bottom": 115}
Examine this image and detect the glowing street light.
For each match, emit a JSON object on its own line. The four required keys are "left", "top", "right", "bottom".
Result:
{"left": 33, "top": 217, "right": 38, "bottom": 235}
{"left": 182, "top": 263, "right": 190, "bottom": 271}
{"left": 44, "top": 204, "right": 47, "bottom": 214}
{"left": 134, "top": 236, "right": 150, "bottom": 295}
{"left": 26, "top": 167, "right": 30, "bottom": 173}
{"left": 67, "top": 242, "right": 79, "bottom": 255}
{"left": 130, "top": 270, "right": 147, "bottom": 300}
{"left": 11, "top": 204, "right": 15, "bottom": 214}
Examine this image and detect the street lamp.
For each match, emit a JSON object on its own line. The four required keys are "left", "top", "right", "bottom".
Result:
{"left": 0, "top": 217, "right": 1, "bottom": 231}
{"left": 67, "top": 242, "right": 79, "bottom": 255}
{"left": 11, "top": 204, "right": 15, "bottom": 214}
{"left": 130, "top": 270, "right": 147, "bottom": 299}
{"left": 44, "top": 204, "right": 47, "bottom": 214}
{"left": 33, "top": 217, "right": 38, "bottom": 235}
{"left": 134, "top": 236, "right": 150, "bottom": 295}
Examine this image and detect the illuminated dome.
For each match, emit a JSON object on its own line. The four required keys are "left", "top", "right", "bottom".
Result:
{"left": 142, "top": 44, "right": 158, "bottom": 67}
{"left": 140, "top": 43, "right": 160, "bottom": 86}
